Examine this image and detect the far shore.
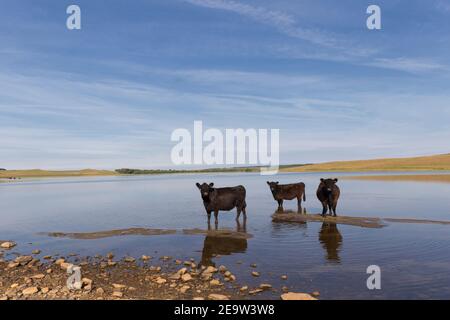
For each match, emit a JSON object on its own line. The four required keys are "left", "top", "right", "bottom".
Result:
{"left": 1, "top": 153, "right": 450, "bottom": 179}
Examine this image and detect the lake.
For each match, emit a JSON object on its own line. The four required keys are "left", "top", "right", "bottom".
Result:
{"left": 1, "top": 172, "right": 450, "bottom": 299}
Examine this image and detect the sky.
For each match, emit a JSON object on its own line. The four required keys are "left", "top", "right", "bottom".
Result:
{"left": 0, "top": 0, "right": 449, "bottom": 169}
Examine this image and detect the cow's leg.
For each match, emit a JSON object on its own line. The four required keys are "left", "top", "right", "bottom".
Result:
{"left": 332, "top": 202, "right": 338, "bottom": 217}
{"left": 297, "top": 196, "right": 302, "bottom": 213}
{"left": 321, "top": 202, "right": 328, "bottom": 217}
{"left": 277, "top": 199, "right": 283, "bottom": 212}
{"left": 242, "top": 204, "right": 247, "bottom": 219}
{"left": 236, "top": 207, "right": 241, "bottom": 220}
{"left": 214, "top": 210, "right": 219, "bottom": 229}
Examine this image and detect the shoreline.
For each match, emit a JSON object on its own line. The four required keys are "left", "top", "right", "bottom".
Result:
{"left": 0, "top": 241, "right": 317, "bottom": 301}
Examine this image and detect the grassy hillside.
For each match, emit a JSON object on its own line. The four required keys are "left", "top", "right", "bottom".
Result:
{"left": 0, "top": 169, "right": 117, "bottom": 178}
{"left": 282, "top": 153, "right": 450, "bottom": 172}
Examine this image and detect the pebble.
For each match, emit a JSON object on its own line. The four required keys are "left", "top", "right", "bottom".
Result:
{"left": 22, "top": 287, "right": 39, "bottom": 295}
{"left": 218, "top": 265, "right": 227, "bottom": 273}
{"left": 112, "top": 291, "right": 123, "bottom": 298}
{"left": 260, "top": 283, "right": 272, "bottom": 290}
{"left": 281, "top": 292, "right": 318, "bottom": 300}
{"left": 181, "top": 274, "right": 193, "bottom": 282}
{"left": 281, "top": 275, "right": 288, "bottom": 280}
{"left": 31, "top": 274, "right": 45, "bottom": 279}
{"left": 112, "top": 283, "right": 126, "bottom": 289}
{"left": 249, "top": 289, "right": 263, "bottom": 295}
{"left": 124, "top": 257, "right": 135, "bottom": 263}
{"left": 96, "top": 288, "right": 105, "bottom": 295}
{"left": 32, "top": 249, "right": 41, "bottom": 255}
{"left": 312, "top": 291, "right": 320, "bottom": 297}
{"left": 179, "top": 285, "right": 190, "bottom": 294}
{"left": 240, "top": 286, "right": 248, "bottom": 292}
{"left": 208, "top": 294, "right": 229, "bottom": 300}
{"left": 141, "top": 255, "right": 151, "bottom": 261}
{"left": 209, "top": 279, "right": 221, "bottom": 286}
{"left": 251, "top": 271, "right": 260, "bottom": 277}
{"left": 0, "top": 241, "right": 16, "bottom": 249}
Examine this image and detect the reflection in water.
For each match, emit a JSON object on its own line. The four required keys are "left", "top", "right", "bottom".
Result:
{"left": 200, "top": 220, "right": 248, "bottom": 266}
{"left": 318, "top": 222, "right": 343, "bottom": 262}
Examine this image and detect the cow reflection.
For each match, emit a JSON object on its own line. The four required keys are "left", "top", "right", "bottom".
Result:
{"left": 318, "top": 222, "right": 343, "bottom": 262}
{"left": 200, "top": 221, "right": 248, "bottom": 267}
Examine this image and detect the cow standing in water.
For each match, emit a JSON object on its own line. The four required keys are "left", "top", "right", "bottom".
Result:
{"left": 196, "top": 183, "right": 247, "bottom": 227}
{"left": 316, "top": 178, "right": 340, "bottom": 217}
{"left": 267, "top": 181, "right": 306, "bottom": 212}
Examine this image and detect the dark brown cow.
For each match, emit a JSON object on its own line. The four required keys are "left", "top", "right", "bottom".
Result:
{"left": 316, "top": 178, "right": 340, "bottom": 217}
{"left": 266, "top": 181, "right": 306, "bottom": 212}
{"left": 196, "top": 183, "right": 247, "bottom": 226}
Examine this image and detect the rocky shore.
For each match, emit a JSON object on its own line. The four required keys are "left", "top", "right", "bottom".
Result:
{"left": 0, "top": 241, "right": 318, "bottom": 301}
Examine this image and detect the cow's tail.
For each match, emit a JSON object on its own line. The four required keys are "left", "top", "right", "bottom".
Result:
{"left": 303, "top": 190, "right": 306, "bottom": 202}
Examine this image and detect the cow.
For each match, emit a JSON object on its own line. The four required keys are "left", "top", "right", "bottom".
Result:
{"left": 196, "top": 182, "right": 247, "bottom": 226}
{"left": 266, "top": 181, "right": 306, "bottom": 212}
{"left": 316, "top": 178, "right": 340, "bottom": 217}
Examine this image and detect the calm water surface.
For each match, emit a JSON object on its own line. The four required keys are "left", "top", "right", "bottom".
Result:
{"left": 1, "top": 172, "right": 450, "bottom": 299}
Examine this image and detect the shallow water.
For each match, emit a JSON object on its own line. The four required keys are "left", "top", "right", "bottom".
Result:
{"left": 1, "top": 172, "right": 450, "bottom": 299}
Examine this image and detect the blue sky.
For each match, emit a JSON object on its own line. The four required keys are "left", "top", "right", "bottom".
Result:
{"left": 0, "top": 0, "right": 449, "bottom": 169}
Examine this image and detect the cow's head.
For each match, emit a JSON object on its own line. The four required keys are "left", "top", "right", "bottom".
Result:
{"left": 196, "top": 182, "right": 214, "bottom": 199}
{"left": 266, "top": 181, "right": 279, "bottom": 192}
{"left": 320, "top": 178, "right": 338, "bottom": 192}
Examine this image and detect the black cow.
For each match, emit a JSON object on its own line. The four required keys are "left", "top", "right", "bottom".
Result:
{"left": 267, "top": 181, "right": 306, "bottom": 212}
{"left": 316, "top": 178, "right": 340, "bottom": 217}
{"left": 196, "top": 183, "right": 247, "bottom": 226}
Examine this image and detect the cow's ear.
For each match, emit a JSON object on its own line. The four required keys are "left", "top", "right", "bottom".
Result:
{"left": 266, "top": 181, "right": 270, "bottom": 185}
{"left": 320, "top": 178, "right": 324, "bottom": 182}
{"left": 209, "top": 183, "right": 214, "bottom": 187}
{"left": 196, "top": 183, "right": 201, "bottom": 189}
{"left": 275, "top": 181, "right": 279, "bottom": 184}
{"left": 334, "top": 178, "right": 338, "bottom": 183}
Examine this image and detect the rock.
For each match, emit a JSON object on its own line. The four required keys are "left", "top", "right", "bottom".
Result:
{"left": 201, "top": 273, "right": 212, "bottom": 281}
{"left": 112, "top": 291, "right": 123, "bottom": 298}
{"left": 281, "top": 292, "right": 318, "bottom": 300}
{"left": 155, "top": 277, "right": 167, "bottom": 285}
{"left": 107, "top": 261, "right": 117, "bottom": 266}
{"left": 15, "top": 255, "right": 33, "bottom": 265}
{"left": 229, "top": 275, "right": 236, "bottom": 281}
{"left": 124, "top": 256, "right": 135, "bottom": 263}
{"left": 209, "top": 279, "right": 221, "bottom": 286}
{"left": 46, "top": 269, "right": 52, "bottom": 274}
{"left": 179, "top": 285, "right": 190, "bottom": 294}
{"left": 183, "top": 261, "right": 191, "bottom": 266}
{"left": 181, "top": 274, "right": 192, "bottom": 282}
{"left": 1, "top": 241, "right": 16, "bottom": 249}
{"left": 60, "top": 262, "right": 73, "bottom": 270}
{"left": 31, "top": 274, "right": 45, "bottom": 280}
{"left": 141, "top": 255, "right": 151, "bottom": 261}
{"left": 250, "top": 263, "right": 257, "bottom": 268}
{"left": 208, "top": 294, "right": 229, "bottom": 300}
{"left": 96, "top": 288, "right": 105, "bottom": 295}
{"left": 203, "top": 266, "right": 218, "bottom": 274}
{"left": 251, "top": 271, "right": 260, "bottom": 277}
{"left": 32, "top": 249, "right": 41, "bottom": 254}
{"left": 112, "top": 283, "right": 126, "bottom": 289}
{"left": 7, "top": 262, "right": 19, "bottom": 269}
{"left": 41, "top": 287, "right": 49, "bottom": 294}
{"left": 43, "top": 255, "right": 52, "bottom": 260}
{"left": 281, "top": 275, "right": 288, "bottom": 280}
{"left": 260, "top": 283, "right": 272, "bottom": 290}
{"left": 240, "top": 286, "right": 248, "bottom": 292}
{"left": 10, "top": 283, "right": 19, "bottom": 288}
{"left": 55, "top": 258, "right": 65, "bottom": 265}
{"left": 249, "top": 289, "right": 263, "bottom": 295}
{"left": 82, "top": 278, "right": 93, "bottom": 290}
{"left": 22, "top": 287, "right": 39, "bottom": 295}
{"left": 193, "top": 297, "right": 205, "bottom": 300}
{"left": 312, "top": 291, "right": 320, "bottom": 297}
{"left": 218, "top": 265, "right": 227, "bottom": 273}
{"left": 281, "top": 286, "right": 289, "bottom": 292}
{"left": 107, "top": 252, "right": 114, "bottom": 260}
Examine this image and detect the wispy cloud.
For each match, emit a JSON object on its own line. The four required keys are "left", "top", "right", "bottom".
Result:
{"left": 367, "top": 57, "right": 446, "bottom": 74}
{"left": 184, "top": 0, "right": 342, "bottom": 49}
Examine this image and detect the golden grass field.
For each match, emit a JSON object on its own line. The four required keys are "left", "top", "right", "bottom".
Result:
{"left": 0, "top": 169, "right": 117, "bottom": 179}
{"left": 341, "top": 174, "right": 450, "bottom": 183}
{"left": 282, "top": 153, "right": 450, "bottom": 172}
